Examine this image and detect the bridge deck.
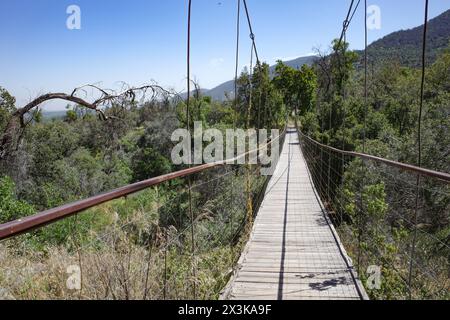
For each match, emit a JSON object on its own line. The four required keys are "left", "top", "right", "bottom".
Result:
{"left": 222, "top": 128, "right": 367, "bottom": 300}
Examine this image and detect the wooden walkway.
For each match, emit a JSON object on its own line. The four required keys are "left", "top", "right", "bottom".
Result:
{"left": 221, "top": 128, "right": 368, "bottom": 300}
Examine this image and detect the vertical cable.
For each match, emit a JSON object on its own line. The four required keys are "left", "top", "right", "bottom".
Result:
{"left": 231, "top": 0, "right": 241, "bottom": 245}
{"left": 143, "top": 188, "right": 156, "bottom": 300}
{"left": 328, "top": 34, "right": 334, "bottom": 204}
{"left": 248, "top": 43, "right": 254, "bottom": 132}
{"left": 363, "top": 0, "right": 368, "bottom": 155}
{"left": 186, "top": 0, "right": 196, "bottom": 300}
{"left": 332, "top": 0, "right": 361, "bottom": 226}
{"left": 323, "top": 0, "right": 360, "bottom": 214}
{"left": 240, "top": 0, "right": 259, "bottom": 227}
{"left": 257, "top": 81, "right": 262, "bottom": 130}
{"left": 245, "top": 44, "right": 255, "bottom": 233}
{"left": 357, "top": 0, "right": 368, "bottom": 274}
{"left": 187, "top": 0, "right": 192, "bottom": 133}
{"left": 408, "top": 0, "right": 429, "bottom": 300}
{"left": 234, "top": 0, "right": 241, "bottom": 128}
{"left": 70, "top": 214, "right": 83, "bottom": 299}
{"left": 319, "top": 100, "right": 325, "bottom": 199}
{"left": 340, "top": 27, "right": 348, "bottom": 226}
{"left": 163, "top": 228, "right": 168, "bottom": 300}
{"left": 327, "top": 91, "right": 332, "bottom": 204}
{"left": 242, "top": 0, "right": 262, "bottom": 131}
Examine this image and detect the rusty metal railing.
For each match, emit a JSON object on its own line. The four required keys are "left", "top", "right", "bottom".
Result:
{"left": 0, "top": 129, "right": 286, "bottom": 241}
{"left": 296, "top": 123, "right": 450, "bottom": 300}
{"left": 297, "top": 130, "right": 450, "bottom": 183}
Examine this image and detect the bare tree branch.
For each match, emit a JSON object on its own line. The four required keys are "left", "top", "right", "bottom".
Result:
{"left": 0, "top": 83, "right": 177, "bottom": 160}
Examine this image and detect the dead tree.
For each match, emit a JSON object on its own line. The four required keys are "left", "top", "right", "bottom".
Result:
{"left": 0, "top": 83, "right": 176, "bottom": 160}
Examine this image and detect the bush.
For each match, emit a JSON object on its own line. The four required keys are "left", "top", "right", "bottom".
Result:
{"left": 0, "top": 176, "right": 34, "bottom": 223}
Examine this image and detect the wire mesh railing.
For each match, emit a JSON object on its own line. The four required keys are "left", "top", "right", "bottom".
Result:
{"left": 297, "top": 128, "right": 449, "bottom": 300}
{"left": 0, "top": 129, "right": 286, "bottom": 300}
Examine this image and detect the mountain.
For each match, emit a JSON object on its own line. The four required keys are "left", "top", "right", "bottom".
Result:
{"left": 42, "top": 110, "right": 67, "bottom": 120}
{"left": 200, "top": 55, "right": 318, "bottom": 101}
{"left": 360, "top": 9, "right": 450, "bottom": 67}
{"left": 277, "top": 55, "right": 319, "bottom": 71}
{"left": 192, "top": 9, "right": 450, "bottom": 101}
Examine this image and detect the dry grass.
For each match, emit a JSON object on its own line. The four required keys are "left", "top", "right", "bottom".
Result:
{"left": 0, "top": 240, "right": 158, "bottom": 300}
{"left": 0, "top": 171, "right": 257, "bottom": 300}
{"left": 0, "top": 237, "right": 238, "bottom": 300}
{"left": 0, "top": 206, "right": 241, "bottom": 301}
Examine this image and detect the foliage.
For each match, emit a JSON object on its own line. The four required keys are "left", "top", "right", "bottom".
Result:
{"left": 355, "top": 10, "right": 450, "bottom": 68}
{"left": 132, "top": 147, "right": 172, "bottom": 182}
{"left": 234, "top": 63, "right": 287, "bottom": 129}
{"left": 0, "top": 87, "right": 16, "bottom": 132}
{"left": 273, "top": 61, "right": 317, "bottom": 117}
{"left": 0, "top": 176, "right": 34, "bottom": 223}
{"left": 301, "top": 38, "right": 450, "bottom": 300}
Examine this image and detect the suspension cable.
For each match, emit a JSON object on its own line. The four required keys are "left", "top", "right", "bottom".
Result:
{"left": 337, "top": 0, "right": 361, "bottom": 48}
{"left": 337, "top": 0, "right": 355, "bottom": 47}
{"left": 409, "top": 0, "right": 429, "bottom": 300}
{"left": 363, "top": 0, "right": 368, "bottom": 155}
{"left": 244, "top": 42, "right": 255, "bottom": 232}
{"left": 242, "top": 0, "right": 263, "bottom": 132}
{"left": 234, "top": 0, "right": 241, "bottom": 128}
{"left": 186, "top": 0, "right": 192, "bottom": 132}
{"left": 339, "top": 27, "right": 348, "bottom": 226}
{"left": 325, "top": 0, "right": 363, "bottom": 213}
{"left": 356, "top": 0, "right": 369, "bottom": 274}
{"left": 230, "top": 0, "right": 241, "bottom": 247}
{"left": 242, "top": 0, "right": 260, "bottom": 65}
{"left": 348, "top": 0, "right": 361, "bottom": 25}
{"left": 186, "top": 0, "right": 197, "bottom": 300}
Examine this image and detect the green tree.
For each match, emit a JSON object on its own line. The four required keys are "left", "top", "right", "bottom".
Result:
{"left": 0, "top": 176, "right": 34, "bottom": 223}
{"left": 330, "top": 39, "right": 358, "bottom": 96}
{"left": 0, "top": 87, "right": 16, "bottom": 132}
{"left": 273, "top": 61, "right": 317, "bottom": 117}
{"left": 235, "top": 63, "right": 286, "bottom": 130}
{"left": 132, "top": 147, "right": 172, "bottom": 182}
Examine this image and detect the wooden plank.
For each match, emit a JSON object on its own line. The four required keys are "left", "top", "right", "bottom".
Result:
{"left": 220, "top": 128, "right": 368, "bottom": 301}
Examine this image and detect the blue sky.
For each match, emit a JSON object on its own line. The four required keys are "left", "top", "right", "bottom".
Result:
{"left": 1, "top": 0, "right": 449, "bottom": 110}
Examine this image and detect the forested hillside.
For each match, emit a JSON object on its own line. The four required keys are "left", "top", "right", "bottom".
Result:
{"left": 357, "top": 9, "right": 450, "bottom": 67}
{"left": 186, "top": 55, "right": 318, "bottom": 101}
{"left": 301, "top": 38, "right": 450, "bottom": 299}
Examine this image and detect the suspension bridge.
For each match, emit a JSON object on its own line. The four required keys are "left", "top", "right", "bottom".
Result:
{"left": 1, "top": 122, "right": 447, "bottom": 300}
{"left": 221, "top": 128, "right": 368, "bottom": 300}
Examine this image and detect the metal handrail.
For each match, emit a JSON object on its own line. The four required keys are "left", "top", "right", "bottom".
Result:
{"left": 0, "top": 128, "right": 287, "bottom": 241}
{"left": 297, "top": 130, "right": 450, "bottom": 183}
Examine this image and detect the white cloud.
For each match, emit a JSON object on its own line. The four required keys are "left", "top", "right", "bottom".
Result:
{"left": 209, "top": 58, "right": 225, "bottom": 68}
